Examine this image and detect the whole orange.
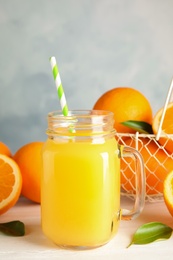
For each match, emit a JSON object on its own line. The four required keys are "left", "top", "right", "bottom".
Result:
{"left": 93, "top": 87, "right": 153, "bottom": 133}
{"left": 0, "top": 141, "right": 12, "bottom": 157}
{"left": 120, "top": 137, "right": 173, "bottom": 195}
{"left": 13, "top": 142, "right": 44, "bottom": 203}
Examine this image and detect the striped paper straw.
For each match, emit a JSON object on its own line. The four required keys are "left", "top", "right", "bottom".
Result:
{"left": 50, "top": 56, "right": 69, "bottom": 116}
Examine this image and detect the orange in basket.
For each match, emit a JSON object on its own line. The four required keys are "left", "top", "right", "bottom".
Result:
{"left": 121, "top": 137, "right": 173, "bottom": 195}
{"left": 152, "top": 103, "right": 173, "bottom": 154}
{"left": 93, "top": 87, "right": 153, "bottom": 133}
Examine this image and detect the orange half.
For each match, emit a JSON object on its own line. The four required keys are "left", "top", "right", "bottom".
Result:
{"left": 152, "top": 103, "right": 173, "bottom": 154}
{"left": 0, "top": 154, "right": 22, "bottom": 215}
{"left": 163, "top": 170, "right": 173, "bottom": 217}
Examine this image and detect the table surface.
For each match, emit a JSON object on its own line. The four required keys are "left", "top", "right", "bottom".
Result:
{"left": 0, "top": 196, "right": 172, "bottom": 260}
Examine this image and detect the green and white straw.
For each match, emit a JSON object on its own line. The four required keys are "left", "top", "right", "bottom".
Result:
{"left": 50, "top": 56, "right": 69, "bottom": 116}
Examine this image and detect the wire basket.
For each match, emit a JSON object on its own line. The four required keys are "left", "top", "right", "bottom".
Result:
{"left": 116, "top": 132, "right": 173, "bottom": 202}
{"left": 117, "top": 79, "right": 173, "bottom": 202}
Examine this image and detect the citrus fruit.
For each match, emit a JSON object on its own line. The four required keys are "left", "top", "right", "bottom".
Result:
{"left": 121, "top": 137, "right": 173, "bottom": 194}
{"left": 152, "top": 102, "right": 173, "bottom": 154}
{"left": 163, "top": 170, "right": 173, "bottom": 217}
{"left": 13, "top": 142, "right": 44, "bottom": 203}
{"left": 93, "top": 87, "right": 153, "bottom": 133}
{"left": 0, "top": 154, "right": 22, "bottom": 215}
{"left": 0, "top": 142, "right": 12, "bottom": 157}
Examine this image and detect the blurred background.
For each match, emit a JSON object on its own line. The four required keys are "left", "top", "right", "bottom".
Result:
{"left": 0, "top": 0, "right": 173, "bottom": 153}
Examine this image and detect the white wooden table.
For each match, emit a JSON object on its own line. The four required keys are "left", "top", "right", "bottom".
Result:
{"left": 0, "top": 197, "right": 172, "bottom": 260}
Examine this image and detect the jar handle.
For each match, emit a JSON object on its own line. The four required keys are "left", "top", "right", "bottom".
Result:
{"left": 118, "top": 145, "right": 146, "bottom": 220}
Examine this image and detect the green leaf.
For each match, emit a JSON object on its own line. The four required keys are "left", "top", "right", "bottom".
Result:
{"left": 121, "top": 120, "right": 153, "bottom": 134}
{"left": 127, "top": 222, "right": 173, "bottom": 248}
{"left": 0, "top": 220, "right": 25, "bottom": 236}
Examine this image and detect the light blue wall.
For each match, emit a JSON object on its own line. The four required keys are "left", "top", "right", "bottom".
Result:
{"left": 0, "top": 0, "right": 173, "bottom": 153}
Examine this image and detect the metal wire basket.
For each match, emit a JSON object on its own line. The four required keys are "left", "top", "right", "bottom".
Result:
{"left": 116, "top": 132, "right": 173, "bottom": 202}
{"left": 117, "top": 79, "right": 173, "bottom": 202}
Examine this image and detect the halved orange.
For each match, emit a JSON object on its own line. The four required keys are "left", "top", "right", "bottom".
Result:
{"left": 0, "top": 154, "right": 22, "bottom": 215}
{"left": 152, "top": 103, "right": 173, "bottom": 154}
{"left": 163, "top": 170, "right": 173, "bottom": 217}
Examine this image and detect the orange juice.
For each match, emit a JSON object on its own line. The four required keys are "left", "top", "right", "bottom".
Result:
{"left": 41, "top": 110, "right": 145, "bottom": 249}
{"left": 41, "top": 137, "right": 120, "bottom": 247}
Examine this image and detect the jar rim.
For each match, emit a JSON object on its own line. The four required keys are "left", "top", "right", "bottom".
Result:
{"left": 46, "top": 110, "right": 115, "bottom": 139}
{"left": 48, "top": 110, "right": 114, "bottom": 119}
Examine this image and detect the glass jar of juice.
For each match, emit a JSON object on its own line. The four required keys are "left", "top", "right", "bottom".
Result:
{"left": 41, "top": 110, "right": 145, "bottom": 249}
